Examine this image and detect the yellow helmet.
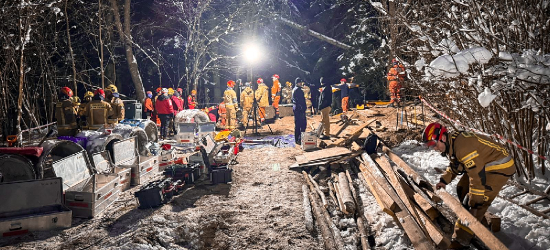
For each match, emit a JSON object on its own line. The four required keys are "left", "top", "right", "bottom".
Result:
{"left": 84, "top": 91, "right": 94, "bottom": 99}
{"left": 106, "top": 84, "right": 118, "bottom": 93}
{"left": 286, "top": 81, "right": 292, "bottom": 87}
{"left": 168, "top": 88, "right": 175, "bottom": 95}
{"left": 191, "top": 89, "right": 197, "bottom": 95}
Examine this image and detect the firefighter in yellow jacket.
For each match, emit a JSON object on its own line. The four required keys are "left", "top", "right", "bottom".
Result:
{"left": 82, "top": 89, "right": 115, "bottom": 130}
{"left": 423, "top": 122, "right": 515, "bottom": 248}
{"left": 282, "top": 81, "right": 293, "bottom": 104}
{"left": 303, "top": 83, "right": 312, "bottom": 116}
{"left": 55, "top": 87, "right": 79, "bottom": 136}
{"left": 240, "top": 82, "right": 254, "bottom": 128}
{"left": 78, "top": 91, "right": 94, "bottom": 127}
{"left": 224, "top": 80, "right": 238, "bottom": 130}
{"left": 255, "top": 78, "right": 269, "bottom": 124}
{"left": 105, "top": 84, "right": 125, "bottom": 123}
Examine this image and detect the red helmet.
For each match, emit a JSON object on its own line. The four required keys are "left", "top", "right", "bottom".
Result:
{"left": 227, "top": 80, "right": 236, "bottom": 87}
{"left": 156, "top": 87, "right": 162, "bottom": 93}
{"left": 340, "top": 78, "right": 346, "bottom": 83}
{"left": 176, "top": 88, "right": 183, "bottom": 93}
{"left": 94, "top": 88, "right": 105, "bottom": 98}
{"left": 60, "top": 87, "right": 73, "bottom": 97}
{"left": 257, "top": 78, "right": 263, "bottom": 84}
{"left": 422, "top": 122, "right": 448, "bottom": 146}
{"left": 272, "top": 74, "right": 279, "bottom": 79}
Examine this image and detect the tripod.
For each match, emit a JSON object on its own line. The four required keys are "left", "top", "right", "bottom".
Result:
{"left": 243, "top": 84, "right": 273, "bottom": 136}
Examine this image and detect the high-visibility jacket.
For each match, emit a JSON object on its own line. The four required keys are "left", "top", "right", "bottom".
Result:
{"left": 387, "top": 64, "right": 407, "bottom": 83}
{"left": 144, "top": 97, "right": 154, "bottom": 112}
{"left": 108, "top": 96, "right": 125, "bottom": 123}
{"left": 223, "top": 87, "right": 237, "bottom": 107}
{"left": 240, "top": 87, "right": 254, "bottom": 109}
{"left": 83, "top": 100, "right": 114, "bottom": 130}
{"left": 440, "top": 131, "right": 516, "bottom": 208}
{"left": 303, "top": 85, "right": 312, "bottom": 108}
{"left": 188, "top": 95, "right": 197, "bottom": 109}
{"left": 255, "top": 83, "right": 269, "bottom": 107}
{"left": 55, "top": 99, "right": 78, "bottom": 130}
{"left": 282, "top": 86, "right": 292, "bottom": 104}
{"left": 271, "top": 79, "right": 281, "bottom": 98}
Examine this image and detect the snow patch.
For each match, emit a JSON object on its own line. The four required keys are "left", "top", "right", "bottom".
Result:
{"left": 427, "top": 47, "right": 492, "bottom": 78}
{"left": 478, "top": 87, "right": 496, "bottom": 108}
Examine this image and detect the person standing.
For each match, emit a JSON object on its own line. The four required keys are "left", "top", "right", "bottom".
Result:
{"left": 330, "top": 85, "right": 342, "bottom": 115}
{"left": 255, "top": 78, "right": 269, "bottom": 125}
{"left": 318, "top": 80, "right": 332, "bottom": 140}
{"left": 282, "top": 81, "right": 293, "bottom": 104}
{"left": 155, "top": 88, "right": 174, "bottom": 140}
{"left": 188, "top": 90, "right": 197, "bottom": 109}
{"left": 271, "top": 74, "right": 282, "bottom": 119}
{"left": 224, "top": 80, "right": 238, "bottom": 130}
{"left": 333, "top": 78, "right": 351, "bottom": 113}
{"left": 78, "top": 91, "right": 94, "bottom": 127}
{"left": 240, "top": 82, "right": 254, "bottom": 128}
{"left": 292, "top": 78, "right": 307, "bottom": 145}
{"left": 55, "top": 87, "right": 79, "bottom": 136}
{"left": 82, "top": 89, "right": 114, "bottom": 130}
{"left": 387, "top": 58, "right": 407, "bottom": 107}
{"left": 105, "top": 84, "right": 125, "bottom": 123}
{"left": 423, "top": 122, "right": 515, "bottom": 248}
{"left": 143, "top": 91, "right": 154, "bottom": 119}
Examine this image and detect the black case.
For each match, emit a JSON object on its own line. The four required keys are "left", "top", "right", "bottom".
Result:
{"left": 163, "top": 164, "right": 200, "bottom": 184}
{"left": 134, "top": 178, "right": 173, "bottom": 208}
{"left": 210, "top": 167, "right": 232, "bottom": 184}
{"left": 123, "top": 100, "right": 143, "bottom": 120}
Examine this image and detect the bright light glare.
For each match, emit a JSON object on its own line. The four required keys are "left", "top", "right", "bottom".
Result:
{"left": 243, "top": 43, "right": 262, "bottom": 64}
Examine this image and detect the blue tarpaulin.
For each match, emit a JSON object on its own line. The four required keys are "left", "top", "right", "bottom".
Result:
{"left": 241, "top": 135, "right": 296, "bottom": 149}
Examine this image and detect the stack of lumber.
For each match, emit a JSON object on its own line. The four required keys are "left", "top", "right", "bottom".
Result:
{"left": 290, "top": 147, "right": 352, "bottom": 169}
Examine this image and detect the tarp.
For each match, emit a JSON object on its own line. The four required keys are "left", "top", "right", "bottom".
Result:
{"left": 241, "top": 135, "right": 296, "bottom": 149}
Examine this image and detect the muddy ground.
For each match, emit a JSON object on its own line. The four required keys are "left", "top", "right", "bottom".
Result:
{"left": 0, "top": 103, "right": 432, "bottom": 250}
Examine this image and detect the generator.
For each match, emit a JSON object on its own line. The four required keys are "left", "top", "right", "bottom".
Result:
{"left": 301, "top": 131, "right": 317, "bottom": 150}
{"left": 123, "top": 100, "right": 143, "bottom": 120}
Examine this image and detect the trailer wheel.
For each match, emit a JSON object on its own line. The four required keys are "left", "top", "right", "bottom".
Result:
{"left": 0, "top": 154, "right": 36, "bottom": 182}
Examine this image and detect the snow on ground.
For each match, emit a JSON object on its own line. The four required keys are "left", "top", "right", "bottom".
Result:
{"left": 392, "top": 140, "right": 550, "bottom": 250}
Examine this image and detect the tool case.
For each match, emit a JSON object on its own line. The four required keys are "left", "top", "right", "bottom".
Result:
{"left": 113, "top": 137, "right": 159, "bottom": 186}
{"left": 210, "top": 167, "right": 232, "bottom": 184}
{"left": 64, "top": 173, "right": 120, "bottom": 218}
{"left": 163, "top": 164, "right": 200, "bottom": 184}
{"left": 51, "top": 150, "right": 94, "bottom": 191}
{"left": 0, "top": 178, "right": 72, "bottom": 237}
{"left": 278, "top": 104, "right": 294, "bottom": 117}
{"left": 159, "top": 149, "right": 176, "bottom": 171}
{"left": 134, "top": 178, "right": 183, "bottom": 208}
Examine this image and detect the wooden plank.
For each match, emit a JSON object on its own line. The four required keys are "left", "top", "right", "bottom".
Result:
{"left": 373, "top": 155, "right": 430, "bottom": 239}
{"left": 485, "top": 212, "right": 501, "bottom": 233}
{"left": 308, "top": 173, "right": 328, "bottom": 208}
{"left": 438, "top": 190, "right": 509, "bottom": 250}
{"left": 338, "top": 172, "right": 356, "bottom": 214}
{"left": 414, "top": 193, "right": 439, "bottom": 221}
{"left": 302, "top": 185, "right": 314, "bottom": 232}
{"left": 525, "top": 196, "right": 547, "bottom": 206}
{"left": 359, "top": 155, "right": 434, "bottom": 250}
{"left": 301, "top": 147, "right": 351, "bottom": 162}
{"left": 414, "top": 203, "right": 451, "bottom": 249}
{"left": 382, "top": 145, "right": 433, "bottom": 190}
{"left": 359, "top": 168, "right": 396, "bottom": 216}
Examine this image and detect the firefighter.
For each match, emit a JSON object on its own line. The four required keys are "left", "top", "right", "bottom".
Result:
{"left": 423, "top": 122, "right": 515, "bottom": 248}
{"left": 292, "top": 78, "right": 307, "bottom": 145}
{"left": 271, "top": 74, "right": 282, "bottom": 119}
{"left": 82, "top": 89, "right": 114, "bottom": 130}
{"left": 105, "top": 84, "right": 125, "bottom": 123}
{"left": 224, "top": 80, "right": 238, "bottom": 130}
{"left": 188, "top": 90, "right": 197, "bottom": 109}
{"left": 78, "top": 91, "right": 94, "bottom": 126}
{"left": 170, "top": 88, "right": 184, "bottom": 135}
{"left": 143, "top": 91, "right": 154, "bottom": 119}
{"left": 318, "top": 80, "right": 332, "bottom": 140}
{"left": 282, "top": 81, "right": 293, "bottom": 104}
{"left": 332, "top": 78, "right": 351, "bottom": 113}
{"left": 387, "top": 58, "right": 407, "bottom": 107}
{"left": 255, "top": 78, "right": 269, "bottom": 125}
{"left": 55, "top": 87, "right": 79, "bottom": 136}
{"left": 155, "top": 88, "right": 174, "bottom": 140}
{"left": 303, "top": 82, "right": 312, "bottom": 116}
{"left": 240, "top": 81, "right": 254, "bottom": 128}
{"left": 218, "top": 100, "right": 227, "bottom": 128}
{"left": 331, "top": 85, "right": 342, "bottom": 115}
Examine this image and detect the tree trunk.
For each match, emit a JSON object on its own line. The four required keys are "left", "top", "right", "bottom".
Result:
{"left": 109, "top": 0, "right": 145, "bottom": 101}
{"left": 99, "top": 0, "right": 105, "bottom": 88}
{"left": 65, "top": 0, "right": 77, "bottom": 92}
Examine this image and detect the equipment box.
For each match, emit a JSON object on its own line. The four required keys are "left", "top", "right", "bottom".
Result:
{"left": 197, "top": 122, "right": 216, "bottom": 139}
{"left": 64, "top": 173, "right": 120, "bottom": 218}
{"left": 123, "top": 100, "right": 143, "bottom": 120}
{"left": 279, "top": 104, "right": 294, "bottom": 117}
{"left": 301, "top": 132, "right": 317, "bottom": 150}
{"left": 131, "top": 155, "right": 159, "bottom": 186}
{"left": 135, "top": 178, "right": 182, "bottom": 209}
{"left": 175, "top": 122, "right": 196, "bottom": 146}
{"left": 210, "top": 167, "right": 232, "bottom": 184}
{"left": 159, "top": 149, "right": 176, "bottom": 171}
{"left": 52, "top": 150, "right": 94, "bottom": 191}
{"left": 112, "top": 137, "right": 157, "bottom": 186}
{"left": 0, "top": 178, "right": 71, "bottom": 237}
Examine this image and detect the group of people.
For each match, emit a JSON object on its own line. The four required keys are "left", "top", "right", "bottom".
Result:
{"left": 143, "top": 87, "right": 198, "bottom": 139}
{"left": 55, "top": 85, "right": 125, "bottom": 136}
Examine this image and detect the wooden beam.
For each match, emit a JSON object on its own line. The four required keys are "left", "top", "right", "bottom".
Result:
{"left": 437, "top": 190, "right": 509, "bottom": 250}
{"left": 414, "top": 203, "right": 451, "bottom": 249}
{"left": 302, "top": 172, "right": 337, "bottom": 250}
{"left": 360, "top": 154, "right": 434, "bottom": 250}
{"left": 381, "top": 145, "right": 433, "bottom": 191}
{"left": 358, "top": 165, "right": 397, "bottom": 215}
{"left": 484, "top": 212, "right": 501, "bottom": 233}
{"left": 308, "top": 173, "right": 328, "bottom": 208}
{"left": 338, "top": 172, "right": 356, "bottom": 214}
{"left": 302, "top": 185, "right": 314, "bottom": 233}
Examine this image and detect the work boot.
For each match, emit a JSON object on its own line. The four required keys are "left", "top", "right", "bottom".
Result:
{"left": 447, "top": 240, "right": 470, "bottom": 249}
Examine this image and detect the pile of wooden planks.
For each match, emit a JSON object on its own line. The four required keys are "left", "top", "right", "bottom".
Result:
{"left": 291, "top": 147, "right": 352, "bottom": 169}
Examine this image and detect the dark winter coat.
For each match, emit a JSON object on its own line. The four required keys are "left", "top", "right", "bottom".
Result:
{"left": 318, "top": 86, "right": 332, "bottom": 110}
{"left": 333, "top": 83, "right": 350, "bottom": 98}
{"left": 155, "top": 94, "right": 174, "bottom": 115}
{"left": 292, "top": 86, "right": 306, "bottom": 112}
